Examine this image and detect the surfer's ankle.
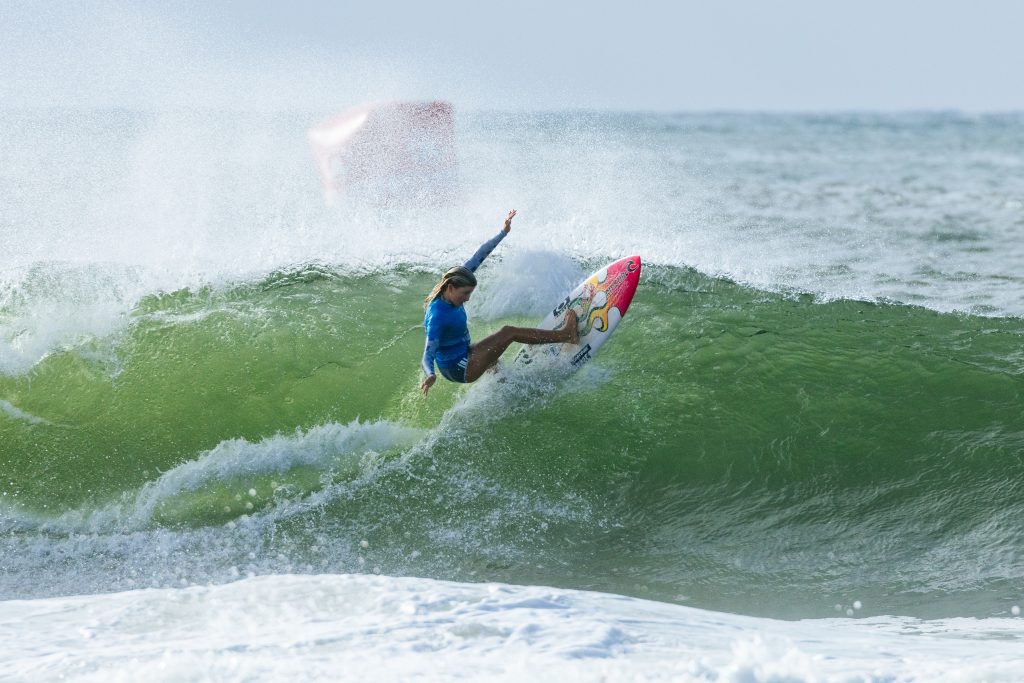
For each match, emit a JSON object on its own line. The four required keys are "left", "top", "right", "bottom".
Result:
{"left": 564, "top": 310, "right": 579, "bottom": 343}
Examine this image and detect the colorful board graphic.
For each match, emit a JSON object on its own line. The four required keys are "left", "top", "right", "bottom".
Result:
{"left": 516, "top": 255, "right": 642, "bottom": 369}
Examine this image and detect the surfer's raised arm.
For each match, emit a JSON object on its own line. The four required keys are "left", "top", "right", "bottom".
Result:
{"left": 420, "top": 209, "right": 578, "bottom": 396}
{"left": 463, "top": 209, "right": 515, "bottom": 273}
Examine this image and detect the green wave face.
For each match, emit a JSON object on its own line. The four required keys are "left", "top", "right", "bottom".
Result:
{"left": 3, "top": 265, "right": 1024, "bottom": 618}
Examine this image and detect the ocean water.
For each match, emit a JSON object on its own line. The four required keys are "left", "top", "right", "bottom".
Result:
{"left": 2, "top": 109, "right": 1024, "bottom": 681}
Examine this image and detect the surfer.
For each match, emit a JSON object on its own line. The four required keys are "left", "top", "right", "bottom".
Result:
{"left": 421, "top": 209, "right": 578, "bottom": 396}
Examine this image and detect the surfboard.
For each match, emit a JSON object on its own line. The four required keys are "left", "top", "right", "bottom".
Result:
{"left": 516, "top": 255, "right": 642, "bottom": 370}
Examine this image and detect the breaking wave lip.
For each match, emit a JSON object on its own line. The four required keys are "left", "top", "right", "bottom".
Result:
{"left": 0, "top": 360, "right": 593, "bottom": 536}
{"left": 5, "top": 235, "right": 1021, "bottom": 379}
{"left": 0, "top": 247, "right": 577, "bottom": 376}
{"left": 0, "top": 419, "right": 427, "bottom": 535}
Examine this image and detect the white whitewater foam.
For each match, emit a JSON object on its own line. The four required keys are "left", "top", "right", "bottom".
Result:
{"left": 0, "top": 399, "right": 50, "bottom": 425}
{"left": 127, "top": 419, "right": 425, "bottom": 524}
{"left": 469, "top": 249, "right": 586, "bottom": 321}
{"left": 2, "top": 573, "right": 1023, "bottom": 683}
{"left": 16, "top": 419, "right": 425, "bottom": 534}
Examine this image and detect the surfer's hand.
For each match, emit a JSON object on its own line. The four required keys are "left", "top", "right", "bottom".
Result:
{"left": 503, "top": 209, "right": 516, "bottom": 233}
{"left": 421, "top": 374, "right": 437, "bottom": 396}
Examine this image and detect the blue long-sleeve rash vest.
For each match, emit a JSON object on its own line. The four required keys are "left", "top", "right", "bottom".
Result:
{"left": 421, "top": 231, "right": 507, "bottom": 377}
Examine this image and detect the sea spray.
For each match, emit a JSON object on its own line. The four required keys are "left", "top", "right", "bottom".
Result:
{"left": 3, "top": 111, "right": 1024, "bottom": 624}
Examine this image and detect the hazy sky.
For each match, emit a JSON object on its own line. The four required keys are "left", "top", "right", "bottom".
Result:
{"left": 2, "top": 0, "right": 1022, "bottom": 111}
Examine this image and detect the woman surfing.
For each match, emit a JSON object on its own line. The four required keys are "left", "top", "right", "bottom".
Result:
{"left": 421, "top": 209, "right": 578, "bottom": 396}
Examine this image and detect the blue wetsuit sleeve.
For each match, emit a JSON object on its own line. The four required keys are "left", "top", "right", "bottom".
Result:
{"left": 463, "top": 231, "right": 507, "bottom": 273}
{"left": 422, "top": 309, "right": 442, "bottom": 376}
{"left": 422, "top": 337, "right": 439, "bottom": 377}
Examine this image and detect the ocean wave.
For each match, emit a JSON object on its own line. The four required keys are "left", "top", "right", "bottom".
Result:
{"left": 3, "top": 265, "right": 1023, "bottom": 615}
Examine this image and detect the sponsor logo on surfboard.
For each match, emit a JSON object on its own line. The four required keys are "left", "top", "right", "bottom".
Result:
{"left": 571, "top": 344, "right": 592, "bottom": 367}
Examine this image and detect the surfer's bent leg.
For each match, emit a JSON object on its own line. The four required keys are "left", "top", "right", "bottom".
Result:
{"left": 464, "top": 311, "right": 578, "bottom": 383}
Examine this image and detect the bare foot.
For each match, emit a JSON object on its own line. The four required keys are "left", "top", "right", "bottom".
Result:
{"left": 562, "top": 310, "right": 579, "bottom": 344}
